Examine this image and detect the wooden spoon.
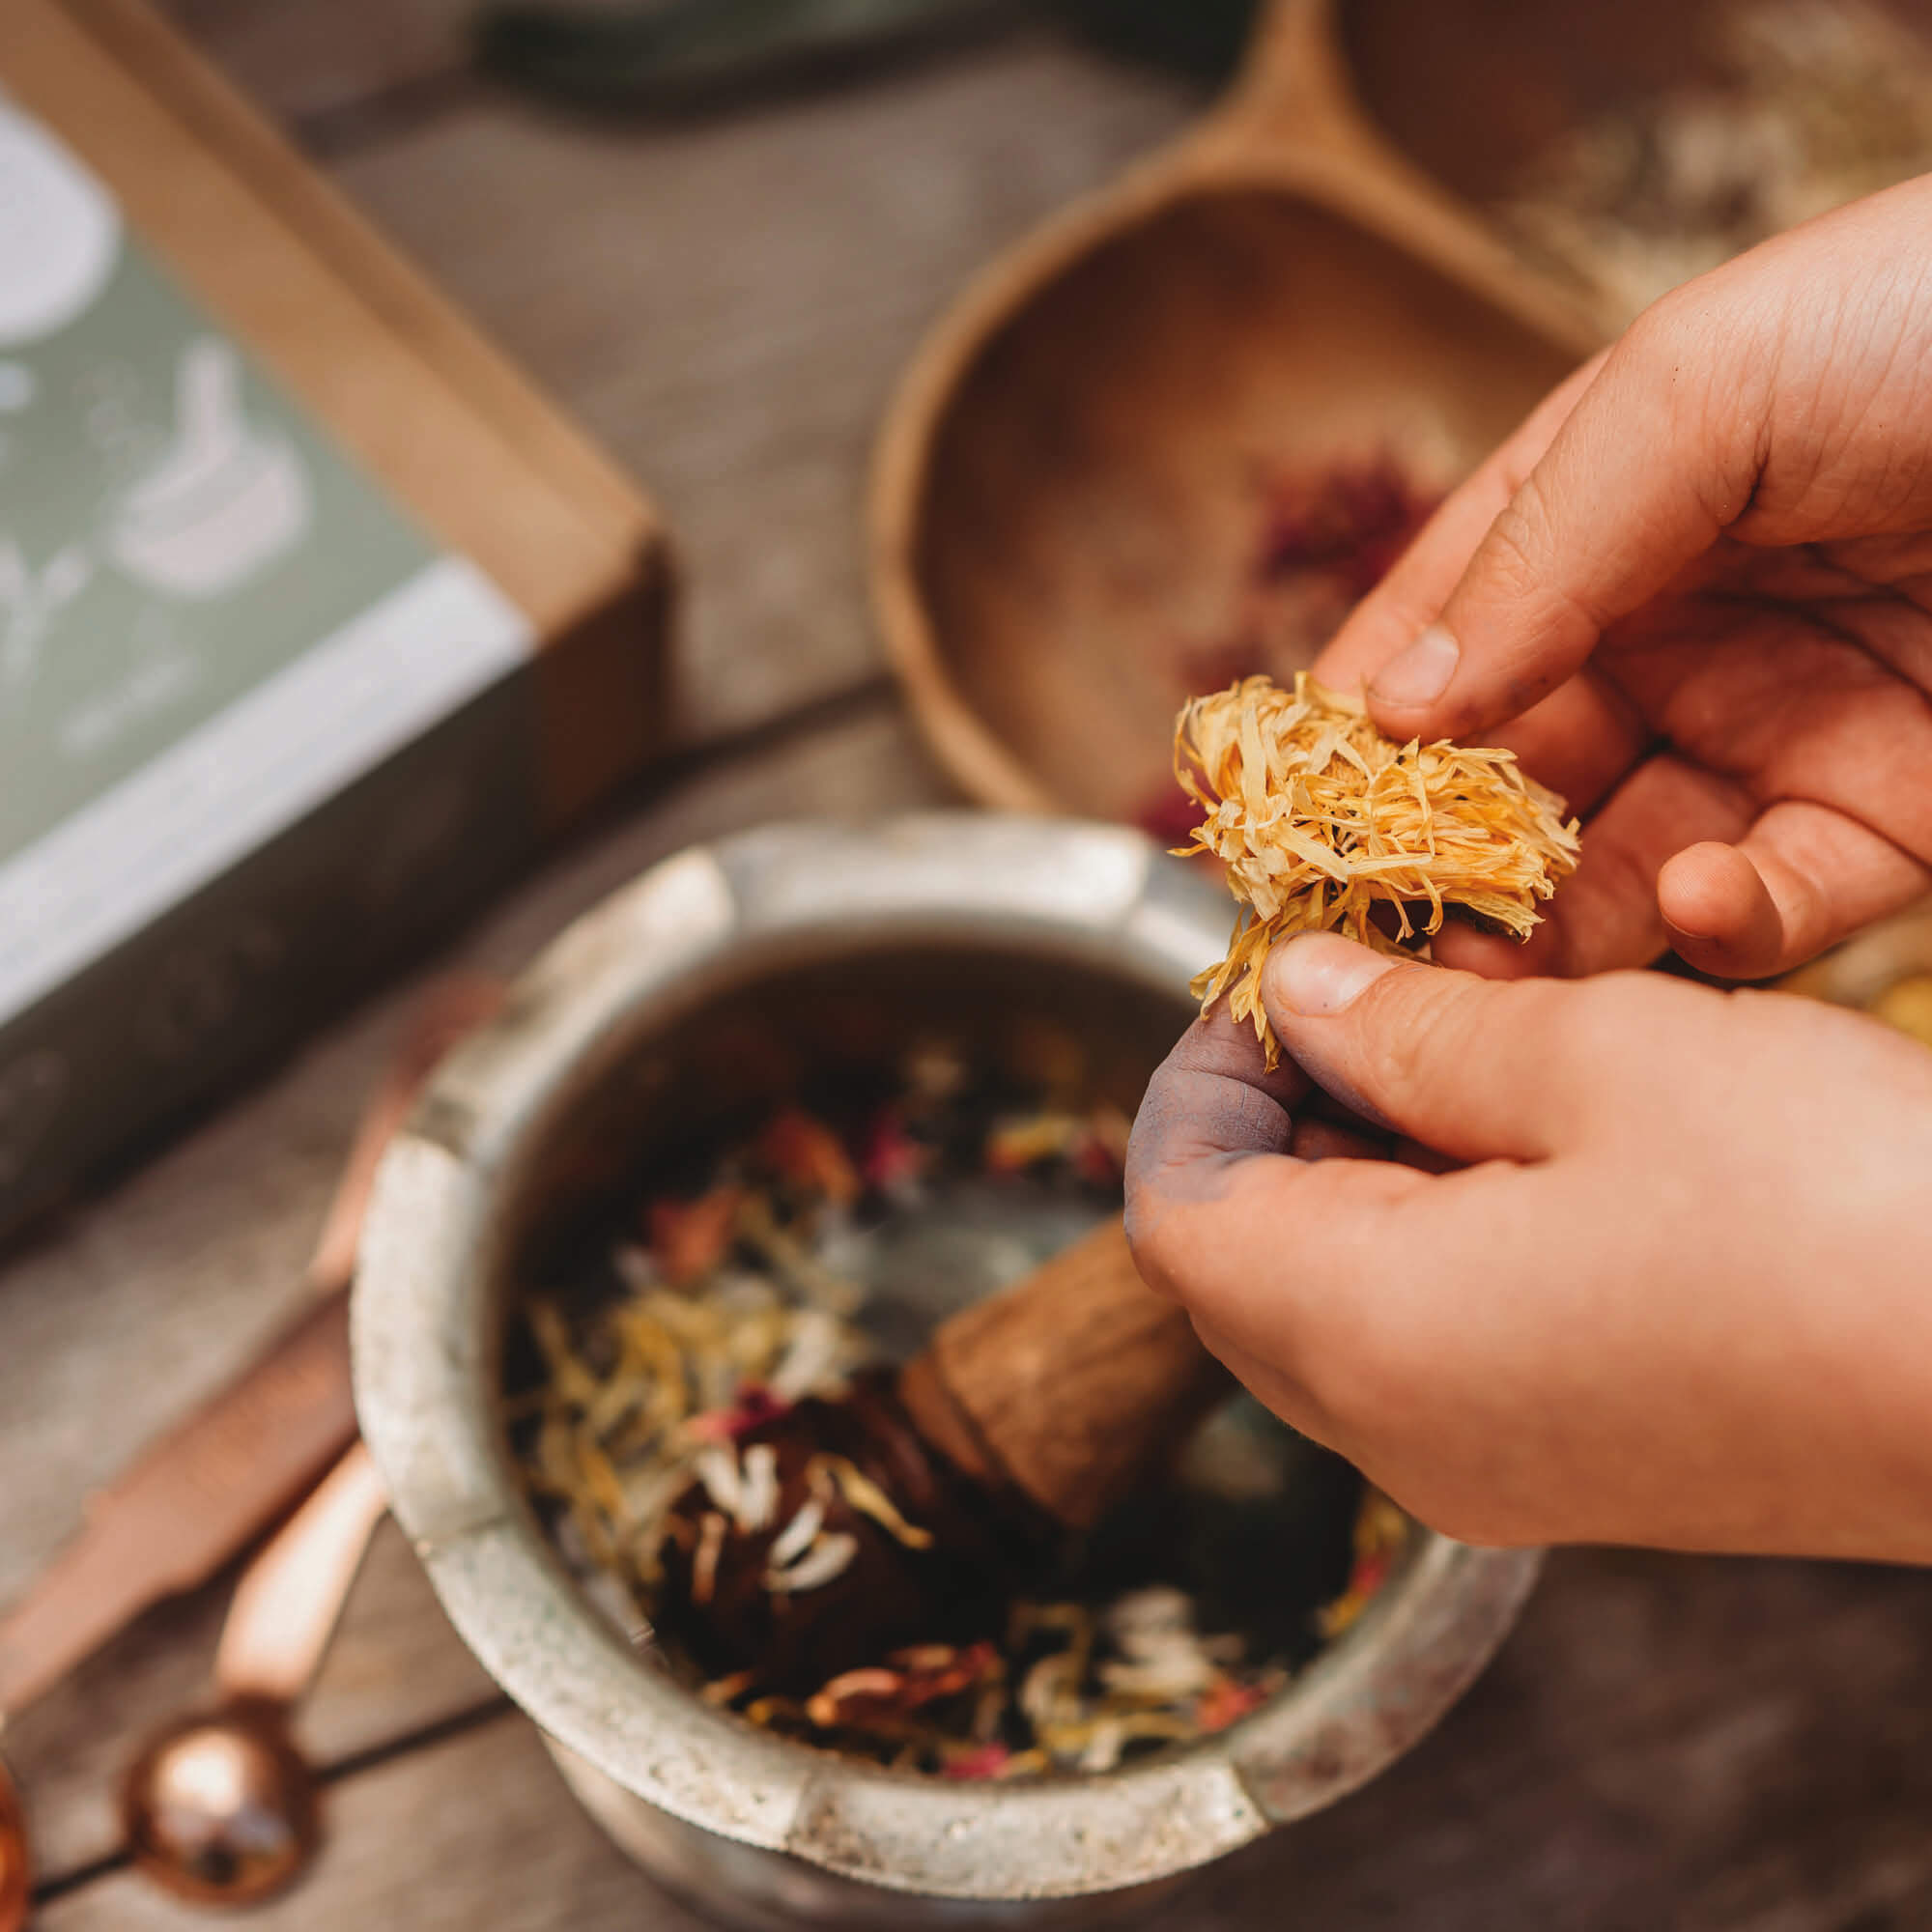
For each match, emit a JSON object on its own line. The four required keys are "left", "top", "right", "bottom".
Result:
{"left": 892, "top": 1214, "right": 1215, "bottom": 1527}
{"left": 870, "top": 0, "right": 1604, "bottom": 823}
{"left": 653, "top": 1216, "right": 1230, "bottom": 1690}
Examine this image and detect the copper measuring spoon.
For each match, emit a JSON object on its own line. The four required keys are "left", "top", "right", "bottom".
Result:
{"left": 0, "top": 1774, "right": 23, "bottom": 1932}
{"left": 121, "top": 1443, "right": 388, "bottom": 1907}
{"left": 870, "top": 0, "right": 1602, "bottom": 823}
{"left": 0, "top": 977, "right": 498, "bottom": 1928}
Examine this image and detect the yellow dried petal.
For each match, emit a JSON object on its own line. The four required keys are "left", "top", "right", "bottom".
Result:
{"left": 1174, "top": 674, "right": 1580, "bottom": 1065}
{"left": 815, "top": 1453, "right": 936, "bottom": 1550}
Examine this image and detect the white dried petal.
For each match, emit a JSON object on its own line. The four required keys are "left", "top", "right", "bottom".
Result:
{"left": 620, "top": 1462, "right": 696, "bottom": 1539}
{"left": 1099, "top": 1652, "right": 1218, "bottom": 1700}
{"left": 692, "top": 1511, "right": 727, "bottom": 1607}
{"left": 1104, "top": 1586, "right": 1194, "bottom": 1648}
{"left": 1020, "top": 1650, "right": 1080, "bottom": 1729}
{"left": 579, "top": 1567, "right": 648, "bottom": 1644}
{"left": 739, "top": 1444, "right": 781, "bottom": 1532}
{"left": 1077, "top": 1719, "right": 1125, "bottom": 1775}
{"left": 694, "top": 1444, "right": 746, "bottom": 1524}
{"left": 767, "top": 1496, "right": 826, "bottom": 1570}
{"left": 765, "top": 1531, "right": 859, "bottom": 1595}
{"left": 770, "top": 1308, "right": 849, "bottom": 1402}
{"left": 611, "top": 1242, "right": 659, "bottom": 1293}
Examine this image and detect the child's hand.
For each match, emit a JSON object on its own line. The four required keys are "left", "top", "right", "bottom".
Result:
{"left": 1124, "top": 933, "right": 1932, "bottom": 1561}
{"left": 1315, "top": 176, "right": 1932, "bottom": 981}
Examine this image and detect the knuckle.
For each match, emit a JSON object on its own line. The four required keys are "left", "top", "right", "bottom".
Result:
{"left": 1513, "top": 972, "right": 1644, "bottom": 1070}
{"left": 1486, "top": 479, "right": 1611, "bottom": 645}
{"left": 1475, "top": 492, "right": 1553, "bottom": 609}
{"left": 1575, "top": 970, "right": 1698, "bottom": 1063}
{"left": 1619, "top": 292, "right": 1693, "bottom": 368}
{"left": 1358, "top": 968, "right": 1468, "bottom": 1092}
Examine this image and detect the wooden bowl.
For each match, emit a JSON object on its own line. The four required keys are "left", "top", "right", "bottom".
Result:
{"left": 870, "top": 0, "right": 1599, "bottom": 823}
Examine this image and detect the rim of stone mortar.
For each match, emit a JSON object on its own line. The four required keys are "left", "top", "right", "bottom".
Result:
{"left": 352, "top": 813, "right": 1541, "bottom": 1902}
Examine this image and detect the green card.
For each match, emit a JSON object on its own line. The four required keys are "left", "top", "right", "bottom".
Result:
{"left": 0, "top": 94, "right": 533, "bottom": 1031}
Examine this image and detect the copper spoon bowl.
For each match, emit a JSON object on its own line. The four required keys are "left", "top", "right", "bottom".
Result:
{"left": 0, "top": 1762, "right": 26, "bottom": 1932}
{"left": 121, "top": 1443, "right": 388, "bottom": 1907}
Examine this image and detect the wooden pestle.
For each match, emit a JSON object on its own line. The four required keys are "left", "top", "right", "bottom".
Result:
{"left": 654, "top": 1214, "right": 1232, "bottom": 1690}
{"left": 896, "top": 1215, "right": 1228, "bottom": 1531}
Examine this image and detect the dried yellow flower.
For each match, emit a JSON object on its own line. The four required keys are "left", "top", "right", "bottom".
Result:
{"left": 1173, "top": 673, "right": 1580, "bottom": 1066}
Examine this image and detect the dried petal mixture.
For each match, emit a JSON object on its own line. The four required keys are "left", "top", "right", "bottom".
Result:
{"left": 1174, "top": 672, "right": 1580, "bottom": 1065}
{"left": 507, "top": 1043, "right": 1398, "bottom": 1778}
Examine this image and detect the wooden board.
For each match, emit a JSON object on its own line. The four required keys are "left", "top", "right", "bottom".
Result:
{"left": 36, "top": 1549, "right": 1932, "bottom": 1927}
{"left": 156, "top": 0, "right": 479, "bottom": 133}
{"left": 18, "top": 10, "right": 1932, "bottom": 1927}
{"left": 1194, "top": 1549, "right": 1932, "bottom": 1929}
{"left": 303, "top": 36, "right": 1199, "bottom": 742}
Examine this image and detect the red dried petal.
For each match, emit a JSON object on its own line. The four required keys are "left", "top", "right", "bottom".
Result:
{"left": 1257, "top": 457, "right": 1438, "bottom": 600}
{"left": 942, "top": 1744, "right": 1012, "bottom": 1781}
{"left": 1195, "top": 1678, "right": 1269, "bottom": 1734}
{"left": 894, "top": 1639, "right": 1001, "bottom": 1707}
{"left": 758, "top": 1108, "right": 861, "bottom": 1206}
{"left": 1347, "top": 1551, "right": 1392, "bottom": 1602}
{"left": 648, "top": 1185, "right": 744, "bottom": 1286}
{"left": 860, "top": 1106, "right": 930, "bottom": 1191}
{"left": 806, "top": 1668, "right": 907, "bottom": 1728}
{"left": 686, "top": 1381, "right": 790, "bottom": 1442}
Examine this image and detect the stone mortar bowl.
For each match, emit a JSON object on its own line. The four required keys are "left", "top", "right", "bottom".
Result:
{"left": 353, "top": 814, "right": 1540, "bottom": 1929}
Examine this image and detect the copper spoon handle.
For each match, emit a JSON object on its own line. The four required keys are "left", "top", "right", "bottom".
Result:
{"left": 214, "top": 1444, "right": 388, "bottom": 1708}
{"left": 0, "top": 977, "right": 500, "bottom": 1719}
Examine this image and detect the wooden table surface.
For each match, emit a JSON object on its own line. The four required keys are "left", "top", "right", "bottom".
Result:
{"left": 7, "top": 7, "right": 1932, "bottom": 1927}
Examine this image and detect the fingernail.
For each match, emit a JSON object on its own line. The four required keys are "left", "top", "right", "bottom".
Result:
{"left": 1268, "top": 933, "right": 1399, "bottom": 1017}
{"left": 1370, "top": 624, "right": 1460, "bottom": 709}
